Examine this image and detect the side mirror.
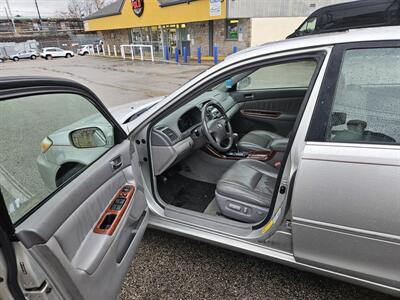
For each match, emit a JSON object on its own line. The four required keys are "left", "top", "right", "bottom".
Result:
{"left": 237, "top": 77, "right": 251, "bottom": 90}
{"left": 70, "top": 127, "right": 107, "bottom": 148}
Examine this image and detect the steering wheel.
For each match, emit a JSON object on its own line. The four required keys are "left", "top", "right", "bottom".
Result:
{"left": 201, "top": 101, "right": 233, "bottom": 152}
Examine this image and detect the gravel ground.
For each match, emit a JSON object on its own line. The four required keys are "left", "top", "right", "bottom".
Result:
{"left": 120, "top": 229, "right": 394, "bottom": 300}
{"left": 1, "top": 56, "right": 395, "bottom": 299}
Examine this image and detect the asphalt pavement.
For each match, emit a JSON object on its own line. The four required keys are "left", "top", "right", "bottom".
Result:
{"left": 0, "top": 56, "right": 394, "bottom": 299}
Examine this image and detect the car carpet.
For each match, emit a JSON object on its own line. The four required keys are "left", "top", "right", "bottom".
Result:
{"left": 157, "top": 173, "right": 216, "bottom": 213}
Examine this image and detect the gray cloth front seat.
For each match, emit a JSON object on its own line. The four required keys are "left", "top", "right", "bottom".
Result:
{"left": 237, "top": 130, "right": 284, "bottom": 152}
{"left": 215, "top": 159, "right": 277, "bottom": 223}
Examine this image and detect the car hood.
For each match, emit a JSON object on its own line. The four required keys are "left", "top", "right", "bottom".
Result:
{"left": 108, "top": 96, "right": 164, "bottom": 127}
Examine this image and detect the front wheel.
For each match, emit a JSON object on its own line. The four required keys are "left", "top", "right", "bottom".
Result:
{"left": 46, "top": 55, "right": 52, "bottom": 60}
{"left": 56, "top": 163, "right": 85, "bottom": 187}
{"left": 13, "top": 57, "right": 19, "bottom": 62}
{"left": 30, "top": 55, "right": 37, "bottom": 60}
{"left": 65, "top": 53, "right": 72, "bottom": 58}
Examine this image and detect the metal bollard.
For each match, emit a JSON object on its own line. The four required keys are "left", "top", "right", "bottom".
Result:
{"left": 233, "top": 46, "right": 238, "bottom": 54}
{"left": 197, "top": 47, "right": 201, "bottom": 64}
{"left": 183, "top": 47, "right": 187, "bottom": 64}
{"left": 164, "top": 46, "right": 169, "bottom": 61}
{"left": 175, "top": 48, "right": 179, "bottom": 64}
{"left": 213, "top": 46, "right": 218, "bottom": 64}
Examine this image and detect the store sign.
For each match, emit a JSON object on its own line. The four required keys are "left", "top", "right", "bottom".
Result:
{"left": 131, "top": 0, "right": 144, "bottom": 17}
{"left": 209, "top": 0, "right": 221, "bottom": 17}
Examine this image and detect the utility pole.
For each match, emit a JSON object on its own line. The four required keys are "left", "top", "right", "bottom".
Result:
{"left": 5, "top": 0, "right": 16, "bottom": 34}
{"left": 34, "top": 0, "right": 43, "bottom": 30}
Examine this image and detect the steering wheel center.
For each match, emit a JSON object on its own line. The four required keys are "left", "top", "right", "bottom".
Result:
{"left": 201, "top": 101, "right": 233, "bottom": 152}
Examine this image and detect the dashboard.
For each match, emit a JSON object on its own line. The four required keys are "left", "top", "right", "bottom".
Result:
{"left": 150, "top": 89, "right": 240, "bottom": 175}
{"left": 178, "top": 107, "right": 201, "bottom": 133}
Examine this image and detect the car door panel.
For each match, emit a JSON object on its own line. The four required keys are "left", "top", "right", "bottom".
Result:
{"left": 292, "top": 144, "right": 400, "bottom": 289}
{"left": 16, "top": 140, "right": 148, "bottom": 299}
{"left": 230, "top": 89, "right": 306, "bottom": 136}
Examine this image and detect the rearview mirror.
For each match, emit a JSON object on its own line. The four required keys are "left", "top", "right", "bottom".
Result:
{"left": 70, "top": 127, "right": 107, "bottom": 148}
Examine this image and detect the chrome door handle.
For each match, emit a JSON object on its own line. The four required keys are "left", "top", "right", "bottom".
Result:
{"left": 244, "top": 94, "right": 254, "bottom": 100}
{"left": 110, "top": 156, "right": 122, "bottom": 170}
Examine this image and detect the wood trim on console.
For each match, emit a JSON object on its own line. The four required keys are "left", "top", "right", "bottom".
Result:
{"left": 202, "top": 145, "right": 275, "bottom": 162}
{"left": 93, "top": 184, "right": 135, "bottom": 235}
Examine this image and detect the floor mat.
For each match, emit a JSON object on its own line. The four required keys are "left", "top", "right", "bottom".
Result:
{"left": 157, "top": 174, "right": 216, "bottom": 213}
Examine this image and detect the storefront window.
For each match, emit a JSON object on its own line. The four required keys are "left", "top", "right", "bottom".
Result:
{"left": 226, "top": 19, "right": 239, "bottom": 40}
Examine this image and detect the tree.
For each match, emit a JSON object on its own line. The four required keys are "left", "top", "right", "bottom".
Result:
{"left": 66, "top": 0, "right": 109, "bottom": 18}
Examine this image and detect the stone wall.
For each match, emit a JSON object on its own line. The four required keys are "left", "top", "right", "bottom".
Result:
{"left": 98, "top": 29, "right": 130, "bottom": 52}
{"left": 187, "top": 19, "right": 251, "bottom": 57}
{"left": 187, "top": 21, "right": 210, "bottom": 57}
{"left": 213, "top": 19, "right": 251, "bottom": 56}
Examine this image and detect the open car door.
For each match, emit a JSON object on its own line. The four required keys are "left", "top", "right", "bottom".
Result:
{"left": 0, "top": 77, "right": 148, "bottom": 299}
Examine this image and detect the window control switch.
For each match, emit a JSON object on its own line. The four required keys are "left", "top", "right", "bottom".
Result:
{"left": 111, "top": 203, "right": 123, "bottom": 211}
{"left": 115, "top": 197, "right": 126, "bottom": 205}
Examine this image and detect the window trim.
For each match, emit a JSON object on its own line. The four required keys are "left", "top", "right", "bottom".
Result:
{"left": 306, "top": 40, "right": 400, "bottom": 145}
{"left": 0, "top": 80, "right": 127, "bottom": 226}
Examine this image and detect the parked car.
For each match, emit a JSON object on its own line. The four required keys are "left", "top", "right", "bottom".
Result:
{"left": 287, "top": 0, "right": 400, "bottom": 38}
{"left": 9, "top": 49, "right": 39, "bottom": 61}
{"left": 40, "top": 47, "right": 74, "bottom": 59}
{"left": 77, "top": 45, "right": 94, "bottom": 56}
{"left": 37, "top": 99, "right": 162, "bottom": 188}
{"left": 1, "top": 25, "right": 400, "bottom": 299}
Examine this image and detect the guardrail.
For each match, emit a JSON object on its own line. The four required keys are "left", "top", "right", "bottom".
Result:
{"left": 90, "top": 43, "right": 239, "bottom": 65}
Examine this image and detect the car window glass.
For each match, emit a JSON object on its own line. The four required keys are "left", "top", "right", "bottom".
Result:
{"left": 0, "top": 93, "right": 115, "bottom": 223}
{"left": 299, "top": 17, "right": 317, "bottom": 34}
{"left": 327, "top": 48, "right": 400, "bottom": 144}
{"left": 237, "top": 60, "right": 317, "bottom": 91}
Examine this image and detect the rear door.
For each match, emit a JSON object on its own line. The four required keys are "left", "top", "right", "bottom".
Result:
{"left": 230, "top": 59, "right": 317, "bottom": 137}
{"left": 0, "top": 78, "right": 148, "bottom": 299}
{"left": 292, "top": 42, "right": 400, "bottom": 291}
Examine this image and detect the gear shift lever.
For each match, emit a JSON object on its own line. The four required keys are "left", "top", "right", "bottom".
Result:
{"left": 232, "top": 133, "right": 239, "bottom": 151}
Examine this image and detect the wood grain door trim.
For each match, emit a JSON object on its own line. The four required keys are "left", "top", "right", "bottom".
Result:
{"left": 93, "top": 184, "right": 135, "bottom": 235}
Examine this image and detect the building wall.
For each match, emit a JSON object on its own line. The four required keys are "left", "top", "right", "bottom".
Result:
{"left": 187, "top": 19, "right": 250, "bottom": 57}
{"left": 213, "top": 19, "right": 250, "bottom": 56}
{"left": 86, "top": 0, "right": 226, "bottom": 31}
{"left": 250, "top": 17, "right": 306, "bottom": 46}
{"left": 228, "top": 0, "right": 357, "bottom": 18}
{"left": 98, "top": 29, "right": 130, "bottom": 47}
{"left": 187, "top": 21, "right": 210, "bottom": 56}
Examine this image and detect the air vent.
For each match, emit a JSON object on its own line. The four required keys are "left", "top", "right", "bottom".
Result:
{"left": 161, "top": 127, "right": 178, "bottom": 142}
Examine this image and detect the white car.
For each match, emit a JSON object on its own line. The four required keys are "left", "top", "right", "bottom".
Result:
{"left": 10, "top": 49, "right": 39, "bottom": 61}
{"left": 40, "top": 47, "right": 74, "bottom": 60}
{"left": 36, "top": 98, "right": 162, "bottom": 188}
{"left": 77, "top": 45, "right": 94, "bottom": 56}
